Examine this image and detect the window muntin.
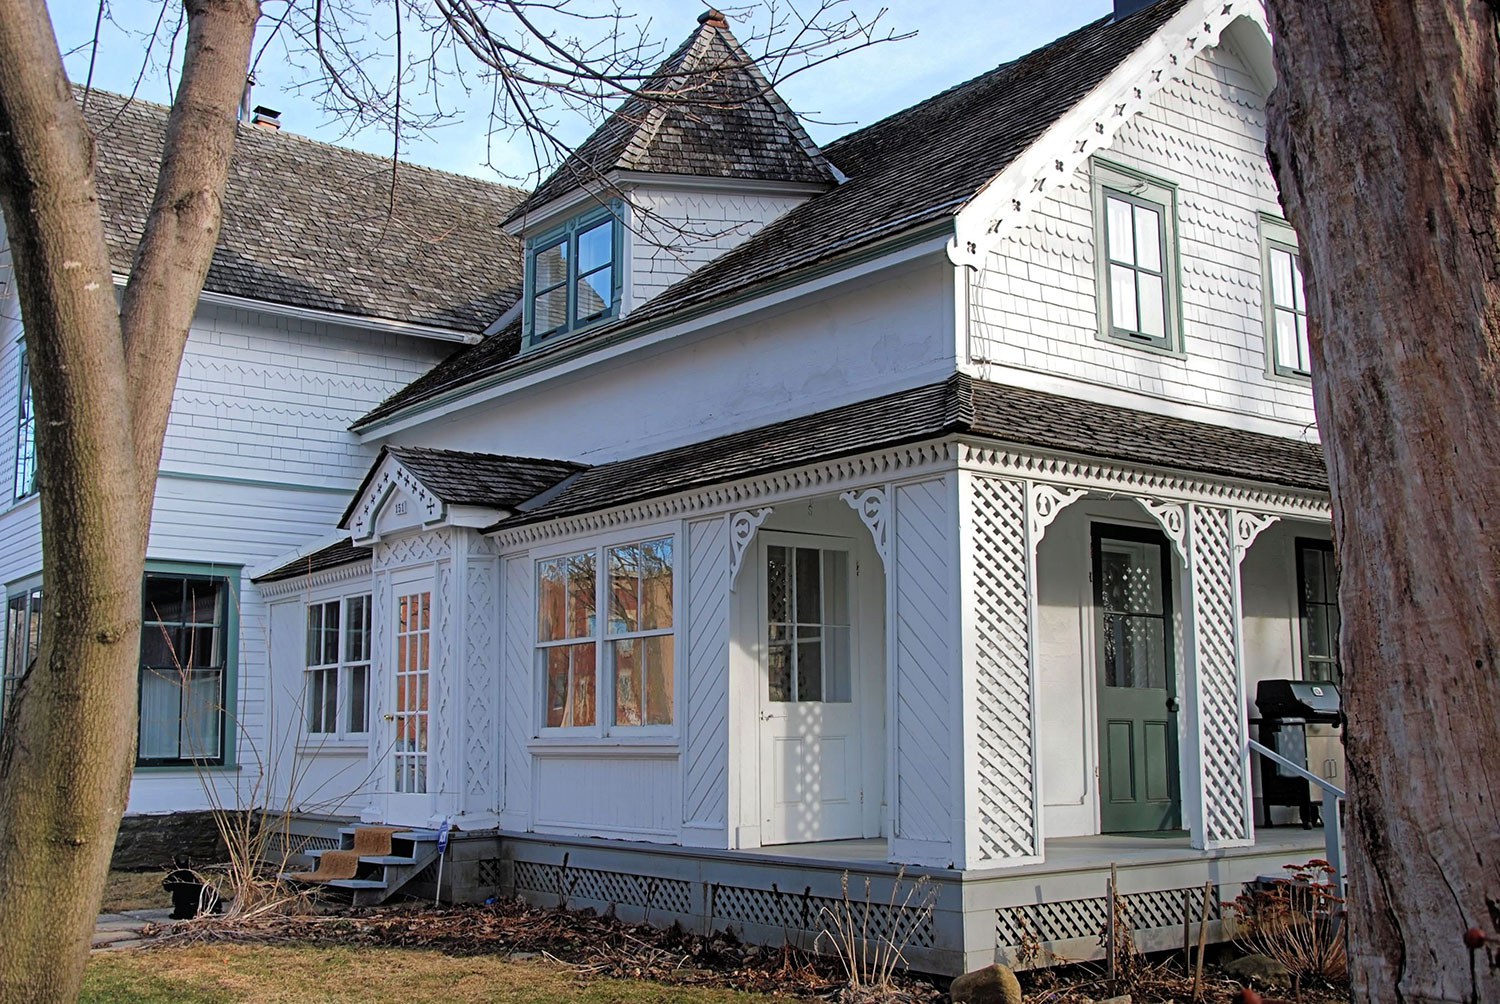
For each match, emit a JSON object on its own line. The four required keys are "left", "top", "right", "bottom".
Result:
{"left": 766, "top": 544, "right": 851, "bottom": 704}
{"left": 138, "top": 573, "right": 230, "bottom": 765}
{"left": 2, "top": 585, "right": 42, "bottom": 726}
{"left": 1297, "top": 540, "right": 1340, "bottom": 686}
{"left": 13, "top": 347, "right": 36, "bottom": 501}
{"left": 1093, "top": 163, "right": 1179, "bottom": 351}
{"left": 524, "top": 206, "right": 621, "bottom": 347}
{"left": 1267, "top": 239, "right": 1311, "bottom": 376}
{"left": 536, "top": 534, "right": 675, "bottom": 734}
{"left": 304, "top": 594, "right": 371, "bottom": 737}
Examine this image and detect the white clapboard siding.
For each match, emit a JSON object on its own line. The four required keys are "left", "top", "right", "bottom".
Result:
{"left": 682, "top": 514, "right": 731, "bottom": 844}
{"left": 890, "top": 476, "right": 958, "bottom": 865}
{"left": 967, "top": 42, "right": 1315, "bottom": 433}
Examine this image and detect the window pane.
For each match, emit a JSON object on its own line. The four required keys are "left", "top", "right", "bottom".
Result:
{"left": 183, "top": 581, "right": 221, "bottom": 625}
{"left": 143, "top": 577, "right": 184, "bottom": 624}
{"left": 1110, "top": 264, "right": 1138, "bottom": 331}
{"left": 346, "top": 595, "right": 371, "bottom": 663}
{"left": 1306, "top": 604, "right": 1333, "bottom": 659}
{"left": 1295, "top": 316, "right": 1311, "bottom": 372}
{"left": 767, "top": 546, "right": 790, "bottom": 625}
{"left": 321, "top": 601, "right": 340, "bottom": 664}
{"left": 576, "top": 267, "right": 613, "bottom": 319}
{"left": 1106, "top": 196, "right": 1134, "bottom": 263}
{"left": 796, "top": 628, "right": 823, "bottom": 702}
{"left": 1302, "top": 546, "right": 1326, "bottom": 602}
{"left": 534, "top": 285, "right": 568, "bottom": 334}
{"left": 609, "top": 544, "right": 640, "bottom": 634}
{"left": 538, "top": 558, "right": 565, "bottom": 641}
{"left": 1271, "top": 247, "right": 1295, "bottom": 308}
{"left": 348, "top": 665, "right": 368, "bottom": 733}
{"left": 1275, "top": 311, "right": 1303, "bottom": 371}
{"left": 768, "top": 642, "right": 792, "bottom": 703}
{"left": 577, "top": 219, "right": 613, "bottom": 273}
{"left": 1291, "top": 254, "right": 1306, "bottom": 311}
{"left": 140, "top": 624, "right": 179, "bottom": 670}
{"left": 1133, "top": 203, "right": 1162, "bottom": 272}
{"left": 1137, "top": 271, "right": 1165, "bottom": 339}
{"left": 305, "top": 604, "right": 323, "bottom": 665}
{"left": 794, "top": 548, "right": 821, "bottom": 624}
{"left": 643, "top": 634, "right": 674, "bottom": 726}
{"left": 613, "top": 638, "right": 642, "bottom": 726}
{"left": 640, "top": 537, "right": 673, "bottom": 630}
{"left": 544, "top": 642, "right": 596, "bottom": 728}
{"left": 534, "top": 240, "right": 568, "bottom": 289}
{"left": 824, "top": 625, "right": 852, "bottom": 703}
{"left": 565, "top": 551, "right": 596, "bottom": 638}
{"left": 138, "top": 667, "right": 182, "bottom": 759}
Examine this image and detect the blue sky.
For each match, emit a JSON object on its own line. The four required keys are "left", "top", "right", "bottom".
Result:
{"left": 47, "top": 1, "right": 1115, "bottom": 183}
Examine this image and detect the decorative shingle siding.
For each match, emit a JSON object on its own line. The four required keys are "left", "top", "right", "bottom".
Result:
{"left": 164, "top": 303, "right": 448, "bottom": 487}
{"left": 629, "top": 187, "right": 811, "bottom": 309}
{"left": 966, "top": 42, "right": 1316, "bottom": 431}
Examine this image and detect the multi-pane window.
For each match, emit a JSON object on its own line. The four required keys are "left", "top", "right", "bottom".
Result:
{"left": 525, "top": 206, "right": 620, "bottom": 347}
{"left": 393, "top": 591, "right": 431, "bottom": 793}
{"left": 1094, "top": 163, "right": 1179, "bottom": 350}
{"left": 766, "top": 544, "right": 851, "bottom": 704}
{"left": 1297, "top": 540, "right": 1341, "bottom": 685}
{"left": 138, "top": 573, "right": 231, "bottom": 765}
{"left": 1264, "top": 228, "right": 1311, "bottom": 376}
{"left": 2, "top": 585, "right": 42, "bottom": 726}
{"left": 13, "top": 347, "right": 36, "bottom": 500}
{"left": 305, "top": 595, "right": 371, "bottom": 737}
{"left": 537, "top": 535, "right": 675, "bottom": 733}
{"left": 1097, "top": 537, "right": 1171, "bottom": 690}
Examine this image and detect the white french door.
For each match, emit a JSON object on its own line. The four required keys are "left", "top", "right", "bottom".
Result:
{"left": 383, "top": 582, "right": 434, "bottom": 824}
{"left": 758, "top": 533, "right": 864, "bottom": 845}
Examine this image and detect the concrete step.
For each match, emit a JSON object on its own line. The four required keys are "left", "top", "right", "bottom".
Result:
{"left": 325, "top": 879, "right": 389, "bottom": 891}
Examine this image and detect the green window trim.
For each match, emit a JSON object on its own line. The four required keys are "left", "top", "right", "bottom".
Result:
{"left": 137, "top": 560, "right": 242, "bottom": 769}
{"left": 1259, "top": 216, "right": 1312, "bottom": 380}
{"left": 1091, "top": 159, "right": 1183, "bottom": 354}
{"left": 13, "top": 344, "right": 36, "bottom": 502}
{"left": 522, "top": 202, "right": 625, "bottom": 350}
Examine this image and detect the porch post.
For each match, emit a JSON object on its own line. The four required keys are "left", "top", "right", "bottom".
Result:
{"left": 958, "top": 472, "right": 1046, "bottom": 867}
{"left": 1181, "top": 504, "right": 1255, "bottom": 849}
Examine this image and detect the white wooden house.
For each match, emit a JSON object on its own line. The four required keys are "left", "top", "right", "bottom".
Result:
{"left": 4, "top": 0, "right": 1343, "bottom": 972}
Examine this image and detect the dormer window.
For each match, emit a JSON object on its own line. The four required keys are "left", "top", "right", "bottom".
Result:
{"left": 524, "top": 204, "right": 623, "bottom": 348}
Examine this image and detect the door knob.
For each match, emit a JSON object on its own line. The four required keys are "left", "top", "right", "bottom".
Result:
{"left": 1166, "top": 697, "right": 1180, "bottom": 713}
{"left": 383, "top": 714, "right": 395, "bottom": 721}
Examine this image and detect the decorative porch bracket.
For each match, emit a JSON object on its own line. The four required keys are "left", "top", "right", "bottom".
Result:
{"left": 1233, "top": 511, "right": 1279, "bottom": 563}
{"left": 728, "top": 508, "right": 773, "bottom": 589}
{"left": 1028, "top": 484, "right": 1088, "bottom": 553}
{"left": 839, "top": 487, "right": 891, "bottom": 573}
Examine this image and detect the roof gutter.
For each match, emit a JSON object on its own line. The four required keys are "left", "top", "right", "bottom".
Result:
{"left": 353, "top": 217, "right": 957, "bottom": 439}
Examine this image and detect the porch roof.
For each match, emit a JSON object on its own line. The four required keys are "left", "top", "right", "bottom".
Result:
{"left": 489, "top": 374, "right": 1328, "bottom": 530}
{"left": 252, "top": 536, "right": 367, "bottom": 584}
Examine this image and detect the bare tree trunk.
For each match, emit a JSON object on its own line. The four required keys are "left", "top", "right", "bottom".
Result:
{"left": 0, "top": 1, "right": 257, "bottom": 999}
{"left": 1265, "top": 2, "right": 1500, "bottom": 1001}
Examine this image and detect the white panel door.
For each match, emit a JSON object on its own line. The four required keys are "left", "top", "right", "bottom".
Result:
{"left": 383, "top": 580, "right": 435, "bottom": 825}
{"left": 758, "top": 534, "right": 863, "bottom": 844}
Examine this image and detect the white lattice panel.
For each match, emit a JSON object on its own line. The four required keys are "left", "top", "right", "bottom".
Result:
{"left": 501, "top": 556, "right": 534, "bottom": 819}
{"left": 1189, "top": 505, "right": 1249, "bottom": 843}
{"left": 970, "top": 476, "right": 1038, "bottom": 859}
{"left": 433, "top": 563, "right": 452, "bottom": 793}
{"left": 892, "top": 478, "right": 955, "bottom": 845}
{"left": 712, "top": 883, "right": 937, "bottom": 949}
{"left": 375, "top": 529, "right": 452, "bottom": 569}
{"left": 996, "top": 884, "right": 1225, "bottom": 950}
{"left": 514, "top": 861, "right": 695, "bottom": 917}
{"left": 464, "top": 553, "right": 498, "bottom": 802}
{"left": 683, "top": 517, "right": 730, "bottom": 831}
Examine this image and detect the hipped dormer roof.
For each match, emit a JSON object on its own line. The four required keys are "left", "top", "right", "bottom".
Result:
{"left": 506, "top": 9, "right": 839, "bottom": 224}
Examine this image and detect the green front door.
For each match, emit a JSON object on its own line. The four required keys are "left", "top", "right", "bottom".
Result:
{"left": 1094, "top": 525, "right": 1181, "bottom": 833}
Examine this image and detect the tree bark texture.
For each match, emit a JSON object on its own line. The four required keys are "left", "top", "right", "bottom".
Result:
{"left": 1265, "top": 2, "right": 1500, "bottom": 1001}
{"left": 0, "top": 1, "right": 257, "bottom": 1000}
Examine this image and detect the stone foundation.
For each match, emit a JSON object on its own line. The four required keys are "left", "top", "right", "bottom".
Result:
{"left": 111, "top": 811, "right": 233, "bottom": 870}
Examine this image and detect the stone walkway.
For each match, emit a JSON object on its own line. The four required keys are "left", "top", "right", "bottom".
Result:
{"left": 92, "top": 909, "right": 174, "bottom": 951}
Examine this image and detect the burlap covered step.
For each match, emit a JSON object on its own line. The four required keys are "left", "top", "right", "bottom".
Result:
{"left": 282, "top": 826, "right": 403, "bottom": 884}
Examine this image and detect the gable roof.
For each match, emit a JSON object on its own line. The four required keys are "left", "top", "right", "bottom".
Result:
{"left": 493, "top": 373, "right": 1328, "bottom": 530}
{"left": 506, "top": 10, "right": 839, "bottom": 223}
{"left": 84, "top": 89, "right": 528, "bottom": 334}
{"left": 355, "top": 0, "right": 1190, "bottom": 428}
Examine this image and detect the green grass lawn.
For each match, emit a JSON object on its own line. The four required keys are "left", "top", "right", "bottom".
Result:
{"left": 83, "top": 943, "right": 798, "bottom": 1003}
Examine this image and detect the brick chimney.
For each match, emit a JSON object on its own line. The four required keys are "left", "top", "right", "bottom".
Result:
{"left": 251, "top": 106, "right": 281, "bottom": 130}
{"left": 698, "top": 8, "right": 728, "bottom": 28}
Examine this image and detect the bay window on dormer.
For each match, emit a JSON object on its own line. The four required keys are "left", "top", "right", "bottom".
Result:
{"left": 524, "top": 204, "right": 623, "bottom": 349}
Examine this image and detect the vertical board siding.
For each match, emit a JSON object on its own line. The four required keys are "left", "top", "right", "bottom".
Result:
{"left": 463, "top": 543, "right": 500, "bottom": 811}
{"left": 533, "top": 755, "right": 680, "bottom": 838}
{"left": 968, "top": 43, "right": 1315, "bottom": 431}
{"left": 501, "top": 554, "right": 534, "bottom": 824}
{"left": 683, "top": 515, "right": 730, "bottom": 837}
{"left": 891, "top": 477, "right": 955, "bottom": 846}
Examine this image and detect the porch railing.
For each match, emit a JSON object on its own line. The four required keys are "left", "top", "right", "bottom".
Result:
{"left": 1246, "top": 738, "right": 1347, "bottom": 895}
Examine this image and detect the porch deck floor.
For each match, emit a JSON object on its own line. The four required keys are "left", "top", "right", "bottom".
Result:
{"left": 749, "top": 825, "right": 1326, "bottom": 874}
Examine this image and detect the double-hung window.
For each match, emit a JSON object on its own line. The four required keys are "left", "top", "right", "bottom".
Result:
{"left": 305, "top": 595, "right": 372, "bottom": 738}
{"left": 1262, "top": 219, "right": 1311, "bottom": 377}
{"left": 2, "top": 583, "right": 42, "bottom": 726}
{"left": 1093, "top": 162, "right": 1180, "bottom": 351}
{"left": 1296, "top": 539, "right": 1340, "bottom": 686}
{"left": 138, "top": 570, "right": 235, "bottom": 766}
{"left": 537, "top": 535, "right": 674, "bottom": 734}
{"left": 524, "top": 205, "right": 622, "bottom": 348}
{"left": 13, "top": 345, "right": 36, "bottom": 501}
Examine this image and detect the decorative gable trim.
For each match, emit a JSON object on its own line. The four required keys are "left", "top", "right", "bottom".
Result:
{"left": 343, "top": 453, "right": 508, "bottom": 545}
{"left": 948, "top": 0, "right": 1268, "bottom": 269}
